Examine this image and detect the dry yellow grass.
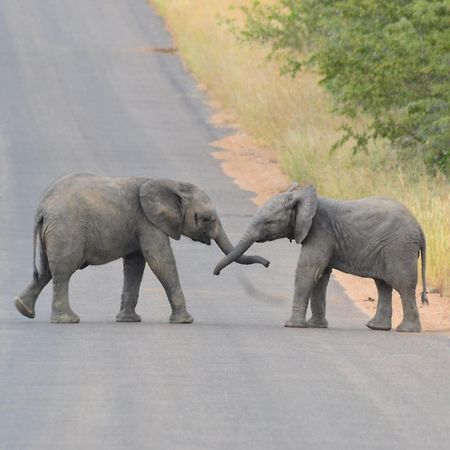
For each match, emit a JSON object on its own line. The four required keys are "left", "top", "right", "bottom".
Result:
{"left": 151, "top": 0, "right": 450, "bottom": 295}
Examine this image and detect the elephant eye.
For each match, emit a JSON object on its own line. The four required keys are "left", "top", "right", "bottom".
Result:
{"left": 195, "top": 213, "right": 212, "bottom": 226}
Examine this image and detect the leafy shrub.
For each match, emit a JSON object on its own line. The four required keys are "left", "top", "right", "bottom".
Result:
{"left": 234, "top": 0, "right": 450, "bottom": 175}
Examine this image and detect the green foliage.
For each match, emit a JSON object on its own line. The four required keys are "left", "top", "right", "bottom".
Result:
{"left": 235, "top": 0, "right": 450, "bottom": 174}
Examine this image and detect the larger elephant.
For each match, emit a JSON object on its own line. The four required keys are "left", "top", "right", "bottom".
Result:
{"left": 214, "top": 183, "right": 427, "bottom": 332}
{"left": 15, "top": 173, "right": 269, "bottom": 323}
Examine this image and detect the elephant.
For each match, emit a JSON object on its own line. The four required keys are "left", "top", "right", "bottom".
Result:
{"left": 214, "top": 183, "right": 428, "bottom": 332}
{"left": 15, "top": 173, "right": 269, "bottom": 323}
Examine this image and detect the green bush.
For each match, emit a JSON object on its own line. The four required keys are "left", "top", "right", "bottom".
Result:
{"left": 234, "top": 0, "right": 450, "bottom": 175}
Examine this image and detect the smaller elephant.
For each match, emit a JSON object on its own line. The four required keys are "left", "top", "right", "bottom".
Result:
{"left": 15, "top": 173, "right": 269, "bottom": 323}
{"left": 214, "top": 183, "right": 428, "bottom": 332}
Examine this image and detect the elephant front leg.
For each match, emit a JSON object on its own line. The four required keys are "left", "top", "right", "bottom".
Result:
{"left": 116, "top": 253, "right": 146, "bottom": 322}
{"left": 141, "top": 233, "right": 193, "bottom": 324}
{"left": 308, "top": 267, "right": 331, "bottom": 328}
{"left": 285, "top": 259, "right": 321, "bottom": 328}
{"left": 366, "top": 279, "right": 393, "bottom": 331}
{"left": 285, "top": 240, "right": 333, "bottom": 329}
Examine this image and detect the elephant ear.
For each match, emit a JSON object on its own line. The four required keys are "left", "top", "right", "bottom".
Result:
{"left": 289, "top": 184, "right": 318, "bottom": 244}
{"left": 139, "top": 179, "right": 186, "bottom": 240}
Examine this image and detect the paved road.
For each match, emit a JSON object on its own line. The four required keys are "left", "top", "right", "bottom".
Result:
{"left": 0, "top": 1, "right": 449, "bottom": 449}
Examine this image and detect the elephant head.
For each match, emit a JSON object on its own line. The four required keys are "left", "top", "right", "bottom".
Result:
{"left": 214, "top": 183, "right": 317, "bottom": 275}
{"left": 139, "top": 179, "right": 270, "bottom": 267}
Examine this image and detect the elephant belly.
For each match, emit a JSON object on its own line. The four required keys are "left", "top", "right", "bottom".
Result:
{"left": 330, "top": 253, "right": 385, "bottom": 280}
{"left": 83, "top": 239, "right": 140, "bottom": 266}
{"left": 83, "top": 253, "right": 120, "bottom": 266}
{"left": 81, "top": 210, "right": 141, "bottom": 266}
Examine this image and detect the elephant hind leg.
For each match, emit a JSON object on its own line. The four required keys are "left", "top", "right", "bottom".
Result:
{"left": 396, "top": 286, "right": 421, "bottom": 332}
{"left": 15, "top": 273, "right": 51, "bottom": 319}
{"left": 385, "top": 255, "right": 421, "bottom": 332}
{"left": 366, "top": 279, "right": 392, "bottom": 331}
{"left": 45, "top": 237, "right": 84, "bottom": 323}
{"left": 50, "top": 274, "right": 79, "bottom": 323}
{"left": 15, "top": 249, "right": 52, "bottom": 319}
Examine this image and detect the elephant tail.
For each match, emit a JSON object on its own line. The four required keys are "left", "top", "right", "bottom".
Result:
{"left": 420, "top": 232, "right": 428, "bottom": 306}
{"left": 32, "top": 212, "right": 44, "bottom": 281}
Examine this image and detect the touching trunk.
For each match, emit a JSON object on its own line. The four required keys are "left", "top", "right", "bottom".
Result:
{"left": 214, "top": 236, "right": 256, "bottom": 275}
{"left": 214, "top": 221, "right": 267, "bottom": 268}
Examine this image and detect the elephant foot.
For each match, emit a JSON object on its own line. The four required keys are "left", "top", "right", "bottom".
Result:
{"left": 169, "top": 311, "right": 193, "bottom": 324}
{"left": 396, "top": 319, "right": 422, "bottom": 333}
{"left": 116, "top": 311, "right": 142, "bottom": 322}
{"left": 307, "top": 317, "right": 328, "bottom": 328}
{"left": 15, "top": 297, "right": 35, "bottom": 319}
{"left": 51, "top": 310, "right": 80, "bottom": 323}
{"left": 284, "top": 315, "right": 309, "bottom": 328}
{"left": 366, "top": 317, "right": 391, "bottom": 331}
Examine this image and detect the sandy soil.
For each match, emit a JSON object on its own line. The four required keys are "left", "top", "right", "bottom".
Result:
{"left": 209, "top": 108, "right": 450, "bottom": 333}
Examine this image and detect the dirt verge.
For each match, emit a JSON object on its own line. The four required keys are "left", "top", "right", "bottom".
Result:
{"left": 209, "top": 107, "right": 450, "bottom": 333}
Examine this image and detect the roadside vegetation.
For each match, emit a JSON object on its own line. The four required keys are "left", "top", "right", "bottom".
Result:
{"left": 152, "top": 0, "right": 449, "bottom": 295}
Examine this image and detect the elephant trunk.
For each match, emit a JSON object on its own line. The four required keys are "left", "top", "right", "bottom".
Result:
{"left": 214, "top": 222, "right": 267, "bottom": 269}
{"left": 214, "top": 235, "right": 256, "bottom": 275}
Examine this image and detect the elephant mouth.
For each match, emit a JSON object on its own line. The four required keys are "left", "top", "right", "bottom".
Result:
{"left": 194, "top": 235, "right": 211, "bottom": 245}
{"left": 259, "top": 232, "right": 276, "bottom": 242}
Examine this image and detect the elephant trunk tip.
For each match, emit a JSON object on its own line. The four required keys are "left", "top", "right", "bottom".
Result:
{"left": 252, "top": 256, "right": 270, "bottom": 268}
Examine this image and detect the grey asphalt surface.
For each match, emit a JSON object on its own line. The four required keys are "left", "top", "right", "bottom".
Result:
{"left": 0, "top": 1, "right": 449, "bottom": 449}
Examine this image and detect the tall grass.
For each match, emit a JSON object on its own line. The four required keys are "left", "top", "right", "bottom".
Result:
{"left": 151, "top": 0, "right": 450, "bottom": 295}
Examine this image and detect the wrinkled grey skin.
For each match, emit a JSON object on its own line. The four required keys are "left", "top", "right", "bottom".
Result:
{"left": 15, "top": 173, "right": 269, "bottom": 323}
{"left": 214, "top": 183, "right": 428, "bottom": 332}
